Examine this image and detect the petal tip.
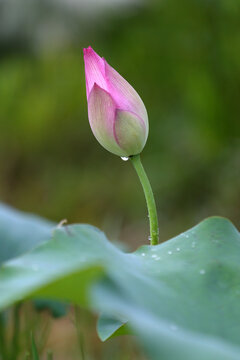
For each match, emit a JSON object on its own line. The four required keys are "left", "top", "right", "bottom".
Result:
{"left": 83, "top": 45, "right": 92, "bottom": 51}
{"left": 83, "top": 47, "right": 93, "bottom": 60}
{"left": 90, "top": 83, "right": 112, "bottom": 98}
{"left": 83, "top": 46, "right": 97, "bottom": 57}
{"left": 92, "top": 82, "right": 101, "bottom": 90}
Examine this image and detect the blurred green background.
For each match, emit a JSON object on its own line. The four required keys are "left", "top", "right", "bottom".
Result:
{"left": 0, "top": 0, "right": 239, "bottom": 249}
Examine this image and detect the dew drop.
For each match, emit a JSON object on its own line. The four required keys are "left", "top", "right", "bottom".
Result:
{"left": 168, "top": 251, "right": 172, "bottom": 255}
{"left": 121, "top": 157, "right": 129, "bottom": 161}
{"left": 185, "top": 234, "right": 189, "bottom": 238}
{"left": 141, "top": 253, "right": 146, "bottom": 257}
{"left": 176, "top": 247, "right": 180, "bottom": 252}
{"left": 151, "top": 254, "right": 157, "bottom": 258}
{"left": 199, "top": 269, "right": 205, "bottom": 275}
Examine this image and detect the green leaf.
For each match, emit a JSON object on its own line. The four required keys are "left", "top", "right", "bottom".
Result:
{"left": 0, "top": 217, "right": 239, "bottom": 360}
{"left": 93, "top": 284, "right": 240, "bottom": 360}
{"left": 92, "top": 217, "right": 240, "bottom": 359}
{"left": 0, "top": 203, "right": 53, "bottom": 264}
{"left": 97, "top": 314, "right": 128, "bottom": 341}
{"left": 0, "top": 203, "right": 69, "bottom": 318}
{"left": 0, "top": 224, "right": 107, "bottom": 309}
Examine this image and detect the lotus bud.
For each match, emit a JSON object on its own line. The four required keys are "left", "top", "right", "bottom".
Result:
{"left": 83, "top": 46, "right": 149, "bottom": 157}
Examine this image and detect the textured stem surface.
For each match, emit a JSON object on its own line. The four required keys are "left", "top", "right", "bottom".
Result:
{"left": 130, "top": 154, "right": 159, "bottom": 245}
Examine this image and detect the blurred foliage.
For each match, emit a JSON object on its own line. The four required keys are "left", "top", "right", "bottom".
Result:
{"left": 0, "top": 0, "right": 239, "bottom": 246}
{"left": 1, "top": 302, "right": 146, "bottom": 360}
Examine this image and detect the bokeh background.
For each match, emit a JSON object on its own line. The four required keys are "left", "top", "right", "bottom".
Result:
{"left": 0, "top": 0, "right": 240, "bottom": 246}
{"left": 0, "top": 0, "right": 240, "bottom": 358}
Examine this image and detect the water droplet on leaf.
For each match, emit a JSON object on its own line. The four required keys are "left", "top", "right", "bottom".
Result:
{"left": 199, "top": 269, "right": 205, "bottom": 275}
{"left": 121, "top": 157, "right": 129, "bottom": 161}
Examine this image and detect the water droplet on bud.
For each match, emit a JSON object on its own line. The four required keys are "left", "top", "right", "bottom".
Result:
{"left": 121, "top": 157, "right": 129, "bottom": 161}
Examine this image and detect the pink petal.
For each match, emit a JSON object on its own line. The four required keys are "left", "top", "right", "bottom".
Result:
{"left": 104, "top": 60, "right": 148, "bottom": 131}
{"left": 83, "top": 47, "right": 108, "bottom": 99}
{"left": 88, "top": 84, "right": 126, "bottom": 156}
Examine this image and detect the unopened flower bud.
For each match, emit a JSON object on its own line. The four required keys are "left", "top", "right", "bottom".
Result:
{"left": 83, "top": 47, "right": 149, "bottom": 157}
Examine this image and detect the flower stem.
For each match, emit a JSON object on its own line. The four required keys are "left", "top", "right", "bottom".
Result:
{"left": 130, "top": 154, "right": 159, "bottom": 245}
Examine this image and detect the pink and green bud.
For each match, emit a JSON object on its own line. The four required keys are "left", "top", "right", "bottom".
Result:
{"left": 83, "top": 47, "right": 149, "bottom": 157}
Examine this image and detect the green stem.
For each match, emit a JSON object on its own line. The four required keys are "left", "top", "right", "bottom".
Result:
{"left": 130, "top": 154, "right": 159, "bottom": 245}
